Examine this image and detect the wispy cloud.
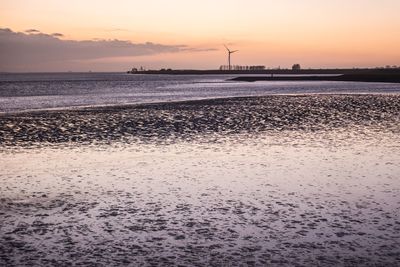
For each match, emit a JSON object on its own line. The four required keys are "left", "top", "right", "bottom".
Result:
{"left": 182, "top": 47, "right": 219, "bottom": 52}
{"left": 104, "top": 28, "right": 131, "bottom": 32}
{"left": 25, "top": 29, "right": 41, "bottom": 33}
{"left": 51, "top": 33, "right": 64, "bottom": 37}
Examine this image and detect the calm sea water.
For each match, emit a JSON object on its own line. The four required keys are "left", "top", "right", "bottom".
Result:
{"left": 1, "top": 72, "right": 400, "bottom": 113}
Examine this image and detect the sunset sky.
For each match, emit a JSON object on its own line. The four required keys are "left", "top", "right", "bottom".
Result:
{"left": 1, "top": 0, "right": 400, "bottom": 71}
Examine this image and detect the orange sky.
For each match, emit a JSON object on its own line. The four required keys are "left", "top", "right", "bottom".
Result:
{"left": 1, "top": 0, "right": 400, "bottom": 71}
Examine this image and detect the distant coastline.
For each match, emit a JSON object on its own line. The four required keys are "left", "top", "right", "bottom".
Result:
{"left": 126, "top": 68, "right": 400, "bottom": 83}
{"left": 127, "top": 68, "right": 400, "bottom": 76}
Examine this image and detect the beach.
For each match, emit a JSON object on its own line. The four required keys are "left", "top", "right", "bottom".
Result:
{"left": 1, "top": 94, "right": 400, "bottom": 266}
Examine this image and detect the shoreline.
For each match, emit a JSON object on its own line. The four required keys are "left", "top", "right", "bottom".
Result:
{"left": 231, "top": 73, "right": 400, "bottom": 83}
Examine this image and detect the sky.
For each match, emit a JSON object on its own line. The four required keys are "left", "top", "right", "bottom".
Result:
{"left": 1, "top": 0, "right": 400, "bottom": 72}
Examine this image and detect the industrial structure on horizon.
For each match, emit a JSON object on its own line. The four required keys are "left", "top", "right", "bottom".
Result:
{"left": 219, "top": 65, "right": 266, "bottom": 71}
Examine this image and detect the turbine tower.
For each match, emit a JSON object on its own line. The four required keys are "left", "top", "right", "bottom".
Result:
{"left": 224, "top": 45, "right": 238, "bottom": 70}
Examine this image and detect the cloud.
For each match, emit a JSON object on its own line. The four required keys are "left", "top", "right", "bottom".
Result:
{"left": 51, "top": 33, "right": 64, "bottom": 37}
{"left": 25, "top": 29, "right": 41, "bottom": 34}
{"left": 104, "top": 28, "right": 131, "bottom": 32}
{"left": 0, "top": 28, "right": 188, "bottom": 71}
{"left": 182, "top": 47, "right": 219, "bottom": 52}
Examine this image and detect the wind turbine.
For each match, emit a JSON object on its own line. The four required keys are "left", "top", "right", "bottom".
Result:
{"left": 224, "top": 45, "right": 238, "bottom": 70}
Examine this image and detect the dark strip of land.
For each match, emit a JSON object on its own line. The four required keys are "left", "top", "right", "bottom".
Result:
{"left": 128, "top": 68, "right": 400, "bottom": 75}
{"left": 128, "top": 68, "right": 400, "bottom": 83}
{"left": 231, "top": 73, "right": 400, "bottom": 83}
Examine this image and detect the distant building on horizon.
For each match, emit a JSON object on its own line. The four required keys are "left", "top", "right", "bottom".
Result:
{"left": 219, "top": 65, "right": 266, "bottom": 71}
{"left": 292, "top": 64, "right": 301, "bottom": 70}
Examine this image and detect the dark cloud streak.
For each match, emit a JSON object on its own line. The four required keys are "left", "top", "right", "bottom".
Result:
{"left": 182, "top": 47, "right": 218, "bottom": 52}
{"left": 51, "top": 33, "right": 64, "bottom": 37}
{"left": 104, "top": 28, "right": 131, "bottom": 32}
{"left": 25, "top": 29, "right": 41, "bottom": 33}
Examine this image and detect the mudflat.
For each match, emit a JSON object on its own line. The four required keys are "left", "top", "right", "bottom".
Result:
{"left": 1, "top": 94, "right": 399, "bottom": 146}
{"left": 1, "top": 95, "right": 400, "bottom": 266}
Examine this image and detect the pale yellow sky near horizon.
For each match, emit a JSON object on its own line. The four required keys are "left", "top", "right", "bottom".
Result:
{"left": 1, "top": 0, "right": 400, "bottom": 71}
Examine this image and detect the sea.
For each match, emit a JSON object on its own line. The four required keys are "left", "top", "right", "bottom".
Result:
{"left": 1, "top": 72, "right": 400, "bottom": 113}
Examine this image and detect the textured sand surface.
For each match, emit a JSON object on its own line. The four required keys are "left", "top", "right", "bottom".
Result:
{"left": 1, "top": 95, "right": 399, "bottom": 146}
{"left": 1, "top": 95, "right": 400, "bottom": 266}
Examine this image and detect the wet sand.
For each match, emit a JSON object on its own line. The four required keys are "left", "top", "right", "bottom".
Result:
{"left": 1, "top": 95, "right": 400, "bottom": 266}
{"left": 1, "top": 94, "right": 400, "bottom": 146}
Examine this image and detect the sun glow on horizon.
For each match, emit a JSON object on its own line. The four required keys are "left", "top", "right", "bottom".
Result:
{"left": 1, "top": 0, "right": 400, "bottom": 71}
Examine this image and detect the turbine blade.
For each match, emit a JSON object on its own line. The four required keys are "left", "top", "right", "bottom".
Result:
{"left": 231, "top": 50, "right": 239, "bottom": 53}
{"left": 223, "top": 44, "right": 230, "bottom": 52}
